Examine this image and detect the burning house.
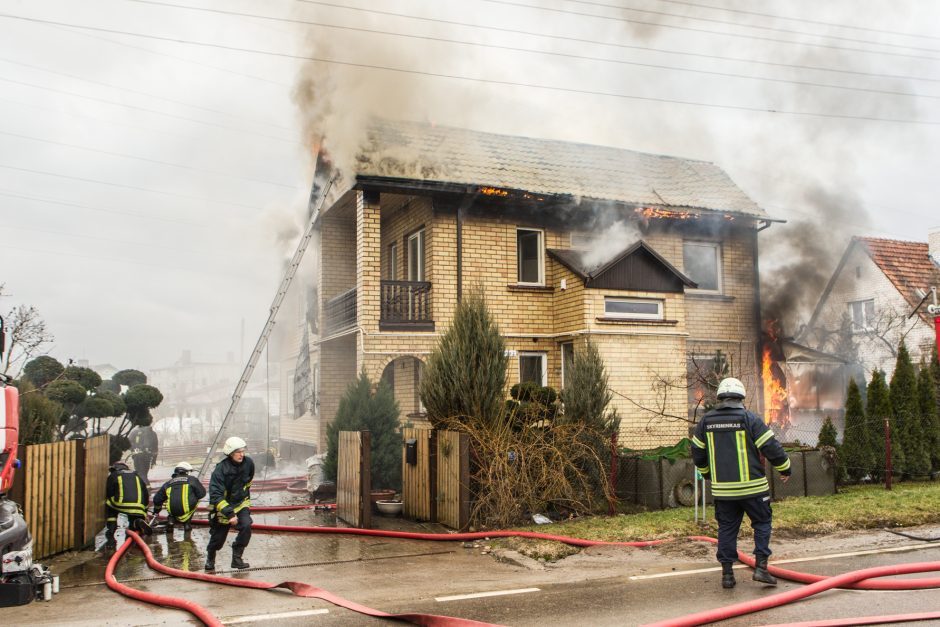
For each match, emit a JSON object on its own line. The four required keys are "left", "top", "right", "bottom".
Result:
{"left": 304, "top": 120, "right": 783, "bottom": 452}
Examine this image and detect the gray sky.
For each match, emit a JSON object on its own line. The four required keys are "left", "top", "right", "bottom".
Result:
{"left": 1, "top": 0, "right": 938, "bottom": 373}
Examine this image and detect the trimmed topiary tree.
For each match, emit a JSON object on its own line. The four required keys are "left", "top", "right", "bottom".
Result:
{"left": 420, "top": 289, "right": 507, "bottom": 429}
{"left": 324, "top": 371, "right": 402, "bottom": 490}
{"left": 840, "top": 378, "right": 874, "bottom": 482}
{"left": 890, "top": 342, "right": 928, "bottom": 478}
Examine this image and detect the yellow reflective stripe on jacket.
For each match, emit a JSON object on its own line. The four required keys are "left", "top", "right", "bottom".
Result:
{"left": 711, "top": 480, "right": 770, "bottom": 498}
{"left": 774, "top": 458, "right": 791, "bottom": 472}
{"left": 216, "top": 499, "right": 230, "bottom": 512}
{"left": 695, "top": 464, "right": 710, "bottom": 475}
{"left": 106, "top": 498, "right": 147, "bottom": 515}
{"left": 706, "top": 432, "right": 717, "bottom": 479}
{"left": 691, "top": 435, "right": 706, "bottom": 449}
{"left": 232, "top": 498, "right": 251, "bottom": 514}
{"left": 754, "top": 430, "right": 775, "bottom": 448}
{"left": 735, "top": 431, "right": 750, "bottom": 482}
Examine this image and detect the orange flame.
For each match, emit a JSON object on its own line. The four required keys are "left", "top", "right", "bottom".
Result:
{"left": 480, "top": 186, "right": 510, "bottom": 197}
{"left": 635, "top": 206, "right": 697, "bottom": 220}
{"left": 761, "top": 321, "right": 790, "bottom": 429}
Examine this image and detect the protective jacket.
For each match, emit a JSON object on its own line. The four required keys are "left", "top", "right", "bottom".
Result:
{"left": 106, "top": 468, "right": 149, "bottom": 516}
{"left": 153, "top": 474, "right": 206, "bottom": 522}
{"left": 691, "top": 400, "right": 791, "bottom": 500}
{"left": 208, "top": 456, "right": 254, "bottom": 522}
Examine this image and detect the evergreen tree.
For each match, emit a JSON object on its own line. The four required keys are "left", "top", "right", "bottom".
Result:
{"left": 932, "top": 348, "right": 940, "bottom": 463}
{"left": 324, "top": 371, "right": 402, "bottom": 490}
{"left": 890, "top": 342, "right": 928, "bottom": 478}
{"left": 866, "top": 370, "right": 896, "bottom": 480}
{"left": 559, "top": 339, "right": 619, "bottom": 433}
{"left": 420, "top": 288, "right": 507, "bottom": 429}
{"left": 840, "top": 377, "right": 874, "bottom": 482}
{"left": 918, "top": 362, "right": 940, "bottom": 472}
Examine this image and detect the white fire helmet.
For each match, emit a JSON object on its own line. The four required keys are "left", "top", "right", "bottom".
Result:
{"left": 223, "top": 436, "right": 247, "bottom": 456}
{"left": 174, "top": 461, "right": 194, "bottom": 473}
{"left": 716, "top": 377, "right": 746, "bottom": 400}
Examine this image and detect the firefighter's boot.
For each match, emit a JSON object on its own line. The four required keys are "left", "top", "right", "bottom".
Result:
{"left": 721, "top": 562, "right": 736, "bottom": 589}
{"left": 204, "top": 550, "right": 216, "bottom": 571}
{"left": 231, "top": 546, "right": 250, "bottom": 570}
{"left": 752, "top": 557, "right": 777, "bottom": 585}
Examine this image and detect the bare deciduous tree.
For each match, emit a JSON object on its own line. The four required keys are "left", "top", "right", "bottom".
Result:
{"left": 1, "top": 284, "right": 54, "bottom": 378}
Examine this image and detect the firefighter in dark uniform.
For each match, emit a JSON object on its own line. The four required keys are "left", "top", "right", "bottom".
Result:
{"left": 205, "top": 436, "right": 254, "bottom": 571}
{"left": 152, "top": 461, "right": 206, "bottom": 532}
{"left": 691, "top": 377, "right": 791, "bottom": 589}
{"left": 104, "top": 461, "right": 149, "bottom": 549}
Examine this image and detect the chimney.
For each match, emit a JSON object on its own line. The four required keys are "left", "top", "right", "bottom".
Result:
{"left": 929, "top": 227, "right": 940, "bottom": 267}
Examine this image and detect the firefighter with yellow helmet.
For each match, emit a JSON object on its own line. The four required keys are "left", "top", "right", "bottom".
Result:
{"left": 691, "top": 377, "right": 791, "bottom": 589}
{"left": 205, "top": 436, "right": 254, "bottom": 571}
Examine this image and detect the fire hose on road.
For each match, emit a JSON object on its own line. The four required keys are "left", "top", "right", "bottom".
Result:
{"left": 105, "top": 515, "right": 940, "bottom": 627}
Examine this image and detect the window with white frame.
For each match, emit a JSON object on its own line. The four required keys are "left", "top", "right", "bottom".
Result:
{"left": 519, "top": 352, "right": 547, "bottom": 386}
{"left": 849, "top": 299, "right": 875, "bottom": 330}
{"left": 388, "top": 242, "right": 399, "bottom": 280}
{"left": 516, "top": 228, "right": 544, "bottom": 284}
{"left": 407, "top": 229, "right": 425, "bottom": 281}
{"left": 560, "top": 342, "right": 575, "bottom": 388}
{"left": 683, "top": 241, "right": 722, "bottom": 292}
{"left": 604, "top": 297, "right": 664, "bottom": 320}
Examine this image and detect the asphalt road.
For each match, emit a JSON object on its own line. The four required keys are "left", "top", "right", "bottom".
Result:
{"left": 9, "top": 514, "right": 940, "bottom": 626}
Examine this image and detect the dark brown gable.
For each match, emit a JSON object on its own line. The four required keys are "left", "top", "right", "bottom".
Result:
{"left": 586, "top": 245, "right": 688, "bottom": 292}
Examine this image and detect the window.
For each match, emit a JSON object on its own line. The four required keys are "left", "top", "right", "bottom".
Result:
{"left": 407, "top": 230, "right": 425, "bottom": 281}
{"left": 516, "top": 228, "right": 544, "bottom": 284}
{"left": 560, "top": 342, "right": 575, "bottom": 388}
{"left": 388, "top": 242, "right": 399, "bottom": 280}
{"left": 519, "top": 352, "right": 547, "bottom": 386}
{"left": 604, "top": 297, "right": 664, "bottom": 320}
{"left": 683, "top": 241, "right": 721, "bottom": 292}
{"left": 849, "top": 299, "right": 875, "bottom": 330}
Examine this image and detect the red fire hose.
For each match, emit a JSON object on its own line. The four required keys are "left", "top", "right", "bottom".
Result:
{"left": 110, "top": 531, "right": 499, "bottom": 626}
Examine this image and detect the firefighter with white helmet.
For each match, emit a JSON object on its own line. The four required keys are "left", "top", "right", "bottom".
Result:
{"left": 152, "top": 461, "right": 206, "bottom": 533}
{"left": 205, "top": 436, "right": 254, "bottom": 571}
{"left": 691, "top": 377, "right": 792, "bottom": 589}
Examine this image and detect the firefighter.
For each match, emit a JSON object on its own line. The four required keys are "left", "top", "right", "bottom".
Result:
{"left": 130, "top": 425, "right": 159, "bottom": 486}
{"left": 205, "top": 436, "right": 254, "bottom": 571}
{"left": 104, "top": 461, "right": 149, "bottom": 549}
{"left": 691, "top": 377, "right": 791, "bottom": 589}
{"left": 152, "top": 461, "right": 206, "bottom": 532}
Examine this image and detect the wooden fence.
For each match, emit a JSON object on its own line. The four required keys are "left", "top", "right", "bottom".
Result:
{"left": 336, "top": 430, "right": 371, "bottom": 528}
{"left": 10, "top": 435, "right": 111, "bottom": 559}
{"left": 402, "top": 428, "right": 434, "bottom": 522}
{"left": 400, "top": 429, "right": 469, "bottom": 530}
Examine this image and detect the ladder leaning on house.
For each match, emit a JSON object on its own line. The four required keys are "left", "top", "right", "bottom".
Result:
{"left": 197, "top": 174, "right": 336, "bottom": 479}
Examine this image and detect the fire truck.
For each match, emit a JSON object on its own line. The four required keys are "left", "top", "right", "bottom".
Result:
{"left": 0, "top": 315, "right": 57, "bottom": 606}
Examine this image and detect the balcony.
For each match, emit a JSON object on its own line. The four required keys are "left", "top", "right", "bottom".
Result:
{"left": 323, "top": 287, "right": 356, "bottom": 335}
{"left": 380, "top": 280, "right": 434, "bottom": 331}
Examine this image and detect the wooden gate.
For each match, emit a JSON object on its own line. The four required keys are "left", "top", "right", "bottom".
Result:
{"left": 401, "top": 428, "right": 434, "bottom": 521}
{"left": 436, "top": 430, "right": 469, "bottom": 530}
{"left": 10, "top": 435, "right": 111, "bottom": 559}
{"left": 336, "top": 430, "right": 371, "bottom": 528}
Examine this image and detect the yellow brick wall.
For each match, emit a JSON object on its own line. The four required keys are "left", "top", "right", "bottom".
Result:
{"left": 317, "top": 334, "right": 357, "bottom": 452}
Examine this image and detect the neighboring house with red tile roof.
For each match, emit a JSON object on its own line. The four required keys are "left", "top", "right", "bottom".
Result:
{"left": 804, "top": 232, "right": 940, "bottom": 379}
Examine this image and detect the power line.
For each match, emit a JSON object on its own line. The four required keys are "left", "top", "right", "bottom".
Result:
{"left": 0, "top": 189, "right": 204, "bottom": 226}
{"left": 564, "top": 0, "right": 940, "bottom": 54}
{"left": 123, "top": 0, "right": 940, "bottom": 101}
{"left": 650, "top": 0, "right": 940, "bottom": 42}
{"left": 0, "top": 75, "right": 299, "bottom": 146}
{"left": 0, "top": 55, "right": 292, "bottom": 132}
{"left": 1, "top": 12, "right": 937, "bottom": 126}
{"left": 0, "top": 164, "right": 267, "bottom": 211}
{"left": 295, "top": 1, "right": 940, "bottom": 84}
{"left": 0, "top": 129, "right": 300, "bottom": 190}
{"left": 476, "top": 0, "right": 940, "bottom": 61}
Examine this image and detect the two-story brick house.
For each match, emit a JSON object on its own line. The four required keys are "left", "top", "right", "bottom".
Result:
{"left": 311, "top": 120, "right": 775, "bottom": 451}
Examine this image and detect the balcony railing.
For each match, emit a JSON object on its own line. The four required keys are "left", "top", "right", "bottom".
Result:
{"left": 381, "top": 280, "right": 433, "bottom": 330}
{"left": 323, "top": 287, "right": 356, "bottom": 335}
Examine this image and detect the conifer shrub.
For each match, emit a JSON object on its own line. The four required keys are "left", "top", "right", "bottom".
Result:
{"left": 891, "top": 342, "right": 928, "bottom": 478}
{"left": 917, "top": 361, "right": 940, "bottom": 474}
{"left": 866, "top": 370, "right": 894, "bottom": 481}
{"left": 840, "top": 378, "right": 874, "bottom": 482}
{"left": 324, "top": 371, "right": 402, "bottom": 490}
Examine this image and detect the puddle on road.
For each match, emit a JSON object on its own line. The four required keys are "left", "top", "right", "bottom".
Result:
{"left": 59, "top": 505, "right": 455, "bottom": 586}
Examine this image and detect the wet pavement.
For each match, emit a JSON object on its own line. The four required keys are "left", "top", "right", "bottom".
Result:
{"left": 7, "top": 493, "right": 940, "bottom": 626}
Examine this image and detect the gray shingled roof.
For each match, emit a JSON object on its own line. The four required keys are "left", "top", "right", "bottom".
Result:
{"left": 354, "top": 120, "right": 766, "bottom": 217}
